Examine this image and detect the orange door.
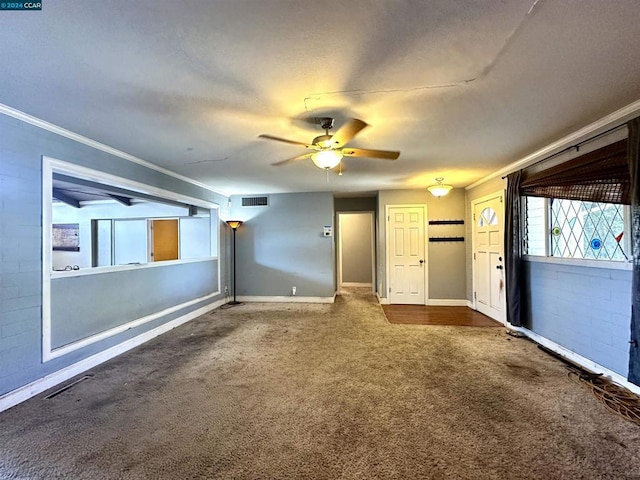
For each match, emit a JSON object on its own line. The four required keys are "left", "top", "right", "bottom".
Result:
{"left": 152, "top": 219, "right": 178, "bottom": 262}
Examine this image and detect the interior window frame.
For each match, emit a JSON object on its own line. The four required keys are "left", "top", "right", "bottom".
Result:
{"left": 42, "top": 156, "right": 222, "bottom": 361}
{"left": 44, "top": 157, "right": 220, "bottom": 279}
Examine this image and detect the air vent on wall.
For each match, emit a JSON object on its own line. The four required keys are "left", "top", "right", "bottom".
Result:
{"left": 242, "top": 196, "right": 269, "bottom": 207}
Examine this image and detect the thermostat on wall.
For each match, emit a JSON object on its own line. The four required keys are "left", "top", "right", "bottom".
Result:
{"left": 323, "top": 226, "right": 332, "bottom": 237}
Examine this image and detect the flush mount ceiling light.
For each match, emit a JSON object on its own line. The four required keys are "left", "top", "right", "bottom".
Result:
{"left": 311, "top": 150, "right": 343, "bottom": 170}
{"left": 427, "top": 177, "right": 453, "bottom": 197}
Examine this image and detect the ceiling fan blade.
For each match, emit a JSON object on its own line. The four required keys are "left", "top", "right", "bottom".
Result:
{"left": 329, "top": 118, "right": 369, "bottom": 148}
{"left": 271, "top": 153, "right": 312, "bottom": 166}
{"left": 342, "top": 148, "right": 400, "bottom": 160}
{"left": 258, "top": 134, "right": 310, "bottom": 147}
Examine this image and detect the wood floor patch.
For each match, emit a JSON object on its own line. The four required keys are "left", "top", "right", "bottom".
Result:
{"left": 381, "top": 305, "right": 502, "bottom": 327}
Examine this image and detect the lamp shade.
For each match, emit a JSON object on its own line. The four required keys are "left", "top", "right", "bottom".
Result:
{"left": 311, "top": 150, "right": 343, "bottom": 170}
{"left": 427, "top": 178, "right": 453, "bottom": 197}
{"left": 226, "top": 220, "right": 243, "bottom": 230}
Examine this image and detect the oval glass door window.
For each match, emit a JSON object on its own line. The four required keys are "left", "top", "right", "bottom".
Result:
{"left": 478, "top": 207, "right": 498, "bottom": 227}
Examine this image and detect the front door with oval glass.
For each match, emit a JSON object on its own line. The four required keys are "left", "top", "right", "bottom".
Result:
{"left": 473, "top": 194, "right": 505, "bottom": 322}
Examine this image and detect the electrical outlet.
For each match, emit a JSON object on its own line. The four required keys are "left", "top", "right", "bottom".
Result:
{"left": 224, "top": 286, "right": 229, "bottom": 296}
{"left": 292, "top": 286, "right": 296, "bottom": 296}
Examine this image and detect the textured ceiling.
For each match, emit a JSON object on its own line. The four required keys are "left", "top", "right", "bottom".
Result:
{"left": 2, "top": 1, "right": 640, "bottom": 195}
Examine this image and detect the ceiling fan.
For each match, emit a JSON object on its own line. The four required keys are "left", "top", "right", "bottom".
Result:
{"left": 258, "top": 117, "right": 400, "bottom": 171}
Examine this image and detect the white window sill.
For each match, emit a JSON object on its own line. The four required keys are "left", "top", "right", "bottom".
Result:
{"left": 523, "top": 255, "right": 633, "bottom": 271}
{"left": 50, "top": 256, "right": 218, "bottom": 279}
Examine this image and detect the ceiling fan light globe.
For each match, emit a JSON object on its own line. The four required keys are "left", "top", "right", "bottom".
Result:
{"left": 312, "top": 150, "right": 343, "bottom": 170}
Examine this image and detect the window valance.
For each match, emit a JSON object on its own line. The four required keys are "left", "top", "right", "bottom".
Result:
{"left": 520, "top": 139, "right": 629, "bottom": 204}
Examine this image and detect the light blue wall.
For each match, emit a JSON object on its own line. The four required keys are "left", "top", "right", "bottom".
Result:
{"left": 523, "top": 260, "right": 632, "bottom": 376}
{"left": 229, "top": 192, "right": 335, "bottom": 298}
{"left": 0, "top": 114, "right": 229, "bottom": 397}
{"left": 51, "top": 260, "right": 218, "bottom": 348}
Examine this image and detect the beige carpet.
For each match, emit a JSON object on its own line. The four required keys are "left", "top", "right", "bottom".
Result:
{"left": 0, "top": 288, "right": 638, "bottom": 479}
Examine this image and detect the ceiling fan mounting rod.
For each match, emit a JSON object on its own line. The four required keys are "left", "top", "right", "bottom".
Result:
{"left": 318, "top": 117, "right": 334, "bottom": 133}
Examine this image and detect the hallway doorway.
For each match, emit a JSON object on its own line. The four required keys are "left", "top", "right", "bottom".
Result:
{"left": 337, "top": 212, "right": 375, "bottom": 293}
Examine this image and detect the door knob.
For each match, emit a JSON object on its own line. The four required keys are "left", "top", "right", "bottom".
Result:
{"left": 496, "top": 265, "right": 503, "bottom": 270}
{"left": 419, "top": 259, "right": 424, "bottom": 264}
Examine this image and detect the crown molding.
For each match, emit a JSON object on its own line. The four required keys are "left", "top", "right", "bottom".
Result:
{"left": 466, "top": 98, "right": 640, "bottom": 190}
{"left": 0, "top": 102, "right": 229, "bottom": 197}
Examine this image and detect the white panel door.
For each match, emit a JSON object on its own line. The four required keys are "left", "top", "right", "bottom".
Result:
{"left": 473, "top": 194, "right": 505, "bottom": 322}
{"left": 388, "top": 206, "right": 426, "bottom": 304}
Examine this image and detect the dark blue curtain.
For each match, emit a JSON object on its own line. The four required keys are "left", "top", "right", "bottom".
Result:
{"left": 505, "top": 171, "right": 523, "bottom": 327}
{"left": 628, "top": 118, "right": 640, "bottom": 386}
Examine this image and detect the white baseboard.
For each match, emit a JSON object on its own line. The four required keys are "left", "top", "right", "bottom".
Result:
{"left": 376, "top": 297, "right": 468, "bottom": 307}
{"left": 341, "top": 282, "right": 372, "bottom": 288}
{"left": 467, "top": 300, "right": 474, "bottom": 309}
{"left": 236, "top": 295, "right": 336, "bottom": 304}
{"left": 427, "top": 299, "right": 469, "bottom": 306}
{"left": 0, "top": 298, "right": 227, "bottom": 413}
{"left": 509, "top": 325, "right": 640, "bottom": 396}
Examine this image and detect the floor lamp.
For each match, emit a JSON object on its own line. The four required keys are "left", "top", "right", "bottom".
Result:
{"left": 226, "top": 220, "right": 243, "bottom": 305}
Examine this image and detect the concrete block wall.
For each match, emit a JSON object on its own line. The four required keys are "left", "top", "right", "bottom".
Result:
{"left": 0, "top": 113, "right": 229, "bottom": 398}
{"left": 523, "top": 259, "right": 632, "bottom": 375}
{"left": 0, "top": 120, "right": 44, "bottom": 394}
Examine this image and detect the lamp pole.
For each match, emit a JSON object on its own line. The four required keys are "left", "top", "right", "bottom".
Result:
{"left": 226, "top": 220, "right": 243, "bottom": 305}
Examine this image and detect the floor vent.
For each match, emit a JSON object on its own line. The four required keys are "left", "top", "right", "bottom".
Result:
{"left": 242, "top": 196, "right": 268, "bottom": 207}
{"left": 45, "top": 375, "right": 93, "bottom": 399}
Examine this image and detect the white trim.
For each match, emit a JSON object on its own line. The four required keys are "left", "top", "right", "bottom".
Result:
{"left": 50, "top": 257, "right": 219, "bottom": 279}
{"left": 427, "top": 299, "right": 469, "bottom": 306}
{"left": 508, "top": 326, "right": 640, "bottom": 396}
{"left": 385, "top": 204, "right": 429, "bottom": 305}
{"left": 46, "top": 156, "right": 220, "bottom": 210}
{"left": 0, "top": 103, "right": 229, "bottom": 197}
{"left": 381, "top": 297, "right": 487, "bottom": 308}
{"left": 336, "top": 212, "right": 376, "bottom": 294}
{"left": 337, "top": 213, "right": 343, "bottom": 292}
{"left": 523, "top": 255, "right": 633, "bottom": 271}
{"left": 0, "top": 298, "right": 226, "bottom": 414}
{"left": 377, "top": 293, "right": 390, "bottom": 305}
{"left": 236, "top": 295, "right": 336, "bottom": 304}
{"left": 42, "top": 158, "right": 53, "bottom": 360}
{"left": 466, "top": 99, "right": 640, "bottom": 190}
{"left": 46, "top": 290, "right": 222, "bottom": 360}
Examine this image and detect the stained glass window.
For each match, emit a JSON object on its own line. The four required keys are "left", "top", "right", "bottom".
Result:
{"left": 550, "top": 199, "right": 626, "bottom": 260}
{"left": 524, "top": 197, "right": 629, "bottom": 261}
